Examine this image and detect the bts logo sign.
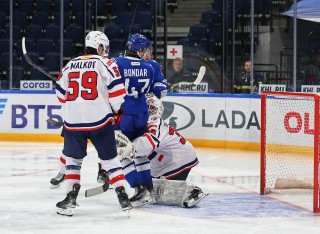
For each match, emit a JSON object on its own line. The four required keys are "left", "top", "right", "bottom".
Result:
{"left": 12, "top": 104, "right": 62, "bottom": 129}
{"left": 259, "top": 84, "right": 286, "bottom": 93}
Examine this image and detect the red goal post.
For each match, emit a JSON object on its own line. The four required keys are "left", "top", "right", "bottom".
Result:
{"left": 260, "top": 91, "right": 320, "bottom": 213}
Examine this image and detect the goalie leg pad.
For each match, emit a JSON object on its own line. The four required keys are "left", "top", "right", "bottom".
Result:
{"left": 151, "top": 179, "right": 207, "bottom": 207}
{"left": 151, "top": 179, "right": 188, "bottom": 207}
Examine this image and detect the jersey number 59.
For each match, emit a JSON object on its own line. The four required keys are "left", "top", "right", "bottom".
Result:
{"left": 67, "top": 71, "right": 98, "bottom": 101}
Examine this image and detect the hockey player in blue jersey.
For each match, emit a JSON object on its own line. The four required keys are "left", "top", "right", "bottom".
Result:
{"left": 112, "top": 34, "right": 156, "bottom": 141}
{"left": 112, "top": 34, "right": 168, "bottom": 206}
{"left": 142, "top": 45, "right": 168, "bottom": 99}
{"left": 111, "top": 34, "right": 159, "bottom": 206}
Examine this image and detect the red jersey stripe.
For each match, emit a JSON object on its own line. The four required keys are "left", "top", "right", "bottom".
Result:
{"left": 109, "top": 174, "right": 125, "bottom": 184}
{"left": 57, "top": 96, "right": 66, "bottom": 103}
{"left": 64, "top": 118, "right": 114, "bottom": 131}
{"left": 144, "top": 133, "right": 156, "bottom": 150}
{"left": 166, "top": 161, "right": 199, "bottom": 179}
{"left": 109, "top": 88, "right": 126, "bottom": 98}
{"left": 66, "top": 174, "right": 81, "bottom": 180}
{"left": 60, "top": 156, "right": 66, "bottom": 164}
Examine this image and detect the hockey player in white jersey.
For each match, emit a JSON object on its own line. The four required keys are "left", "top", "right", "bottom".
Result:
{"left": 117, "top": 95, "right": 207, "bottom": 208}
{"left": 50, "top": 34, "right": 168, "bottom": 199}
{"left": 54, "top": 31, "right": 132, "bottom": 216}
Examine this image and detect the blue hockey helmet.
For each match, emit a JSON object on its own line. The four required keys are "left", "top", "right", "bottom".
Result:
{"left": 126, "top": 33, "right": 151, "bottom": 53}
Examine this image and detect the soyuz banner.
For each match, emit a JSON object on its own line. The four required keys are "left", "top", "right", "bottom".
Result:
{"left": 20, "top": 80, "right": 53, "bottom": 90}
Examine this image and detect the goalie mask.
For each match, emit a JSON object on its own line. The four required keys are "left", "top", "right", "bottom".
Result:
{"left": 85, "top": 31, "right": 109, "bottom": 56}
{"left": 147, "top": 95, "right": 164, "bottom": 122}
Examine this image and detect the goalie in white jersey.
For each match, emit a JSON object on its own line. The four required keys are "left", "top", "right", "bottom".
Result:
{"left": 54, "top": 31, "right": 132, "bottom": 216}
{"left": 118, "top": 95, "right": 207, "bottom": 208}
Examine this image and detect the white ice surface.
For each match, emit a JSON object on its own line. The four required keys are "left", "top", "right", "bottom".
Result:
{"left": 0, "top": 142, "right": 319, "bottom": 234}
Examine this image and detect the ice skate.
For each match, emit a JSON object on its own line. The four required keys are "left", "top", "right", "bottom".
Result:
{"left": 97, "top": 163, "right": 109, "bottom": 184}
{"left": 50, "top": 172, "right": 65, "bottom": 189}
{"left": 129, "top": 185, "right": 154, "bottom": 207}
{"left": 115, "top": 186, "right": 133, "bottom": 211}
{"left": 183, "top": 187, "right": 208, "bottom": 208}
{"left": 56, "top": 183, "right": 81, "bottom": 216}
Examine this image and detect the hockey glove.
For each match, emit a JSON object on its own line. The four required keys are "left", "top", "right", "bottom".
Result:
{"left": 115, "top": 130, "right": 130, "bottom": 146}
{"left": 169, "top": 83, "right": 180, "bottom": 92}
{"left": 115, "top": 131, "right": 136, "bottom": 160}
{"left": 113, "top": 105, "right": 124, "bottom": 125}
{"left": 152, "top": 81, "right": 168, "bottom": 99}
{"left": 117, "top": 144, "right": 136, "bottom": 161}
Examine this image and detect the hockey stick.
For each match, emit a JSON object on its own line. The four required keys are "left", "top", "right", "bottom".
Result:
{"left": 123, "top": 1, "right": 139, "bottom": 57}
{"left": 22, "top": 37, "right": 57, "bottom": 81}
{"left": 46, "top": 117, "right": 64, "bottom": 127}
{"left": 85, "top": 182, "right": 110, "bottom": 197}
{"left": 193, "top": 66, "right": 206, "bottom": 86}
{"left": 175, "top": 66, "right": 206, "bottom": 90}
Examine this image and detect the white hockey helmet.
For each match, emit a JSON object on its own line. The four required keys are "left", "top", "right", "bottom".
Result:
{"left": 85, "top": 31, "right": 109, "bottom": 56}
{"left": 147, "top": 95, "right": 164, "bottom": 121}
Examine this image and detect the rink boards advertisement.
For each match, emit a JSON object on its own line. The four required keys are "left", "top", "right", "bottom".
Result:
{"left": 2, "top": 91, "right": 313, "bottom": 150}
{"left": 0, "top": 91, "right": 262, "bottom": 150}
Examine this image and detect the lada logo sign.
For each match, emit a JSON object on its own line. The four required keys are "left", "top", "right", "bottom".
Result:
{"left": 162, "top": 101, "right": 195, "bottom": 131}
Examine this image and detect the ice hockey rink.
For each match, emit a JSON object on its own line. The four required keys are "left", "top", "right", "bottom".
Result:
{"left": 1, "top": 142, "right": 320, "bottom": 234}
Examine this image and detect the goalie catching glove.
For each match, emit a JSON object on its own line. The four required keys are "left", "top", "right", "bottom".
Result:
{"left": 114, "top": 130, "right": 136, "bottom": 160}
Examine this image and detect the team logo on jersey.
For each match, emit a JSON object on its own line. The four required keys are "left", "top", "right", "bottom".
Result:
{"left": 131, "top": 62, "right": 140, "bottom": 66}
{"left": 80, "top": 56, "right": 91, "bottom": 60}
{"left": 0, "top": 98, "right": 8, "bottom": 116}
{"left": 162, "top": 101, "right": 195, "bottom": 131}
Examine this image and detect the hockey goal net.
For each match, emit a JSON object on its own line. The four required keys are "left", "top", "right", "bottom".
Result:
{"left": 260, "top": 91, "right": 320, "bottom": 213}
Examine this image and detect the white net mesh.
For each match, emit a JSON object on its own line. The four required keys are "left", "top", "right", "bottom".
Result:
{"left": 263, "top": 94, "right": 317, "bottom": 194}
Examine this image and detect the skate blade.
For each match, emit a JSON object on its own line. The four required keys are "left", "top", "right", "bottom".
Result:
{"left": 122, "top": 203, "right": 133, "bottom": 211}
{"left": 97, "top": 179, "right": 107, "bottom": 184}
{"left": 184, "top": 193, "right": 209, "bottom": 208}
{"left": 124, "top": 209, "right": 131, "bottom": 218}
{"left": 50, "top": 184, "right": 61, "bottom": 189}
{"left": 131, "top": 196, "right": 155, "bottom": 208}
{"left": 56, "top": 207, "right": 74, "bottom": 216}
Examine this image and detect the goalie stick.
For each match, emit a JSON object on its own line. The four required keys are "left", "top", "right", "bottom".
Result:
{"left": 85, "top": 182, "right": 110, "bottom": 197}
{"left": 177, "top": 65, "right": 206, "bottom": 89}
{"left": 22, "top": 37, "right": 58, "bottom": 81}
{"left": 193, "top": 66, "right": 206, "bottom": 86}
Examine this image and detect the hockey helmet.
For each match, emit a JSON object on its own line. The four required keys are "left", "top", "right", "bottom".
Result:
{"left": 147, "top": 95, "right": 164, "bottom": 121}
{"left": 85, "top": 31, "right": 109, "bottom": 56}
{"left": 126, "top": 33, "right": 151, "bottom": 53}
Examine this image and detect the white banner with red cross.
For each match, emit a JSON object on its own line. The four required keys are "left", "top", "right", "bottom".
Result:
{"left": 167, "top": 45, "right": 183, "bottom": 59}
